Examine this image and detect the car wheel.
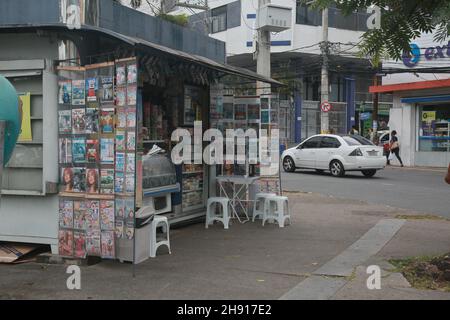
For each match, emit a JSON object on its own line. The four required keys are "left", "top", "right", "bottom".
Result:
{"left": 330, "top": 160, "right": 345, "bottom": 177}
{"left": 315, "top": 169, "right": 324, "bottom": 174}
{"left": 362, "top": 169, "right": 377, "bottom": 177}
{"left": 283, "top": 156, "right": 296, "bottom": 173}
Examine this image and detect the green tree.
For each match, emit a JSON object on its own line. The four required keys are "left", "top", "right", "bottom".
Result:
{"left": 302, "top": 0, "right": 450, "bottom": 62}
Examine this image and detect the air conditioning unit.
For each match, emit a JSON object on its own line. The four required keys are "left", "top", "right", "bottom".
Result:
{"left": 257, "top": 4, "right": 292, "bottom": 32}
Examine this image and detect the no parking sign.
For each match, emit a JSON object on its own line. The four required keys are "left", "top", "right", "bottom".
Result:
{"left": 321, "top": 101, "right": 332, "bottom": 113}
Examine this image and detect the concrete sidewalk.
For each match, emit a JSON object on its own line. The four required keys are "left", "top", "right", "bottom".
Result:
{"left": 1, "top": 192, "right": 449, "bottom": 300}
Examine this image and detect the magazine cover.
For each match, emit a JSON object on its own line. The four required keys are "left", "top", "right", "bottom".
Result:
{"left": 116, "top": 86, "right": 126, "bottom": 107}
{"left": 126, "top": 153, "right": 135, "bottom": 173}
{"left": 100, "top": 76, "right": 114, "bottom": 103}
{"left": 100, "top": 108, "right": 115, "bottom": 134}
{"left": 59, "top": 138, "right": 72, "bottom": 164}
{"left": 59, "top": 199, "right": 73, "bottom": 228}
{"left": 115, "top": 198, "right": 125, "bottom": 219}
{"left": 101, "top": 231, "right": 115, "bottom": 259}
{"left": 127, "top": 85, "right": 137, "bottom": 106}
{"left": 72, "top": 108, "right": 86, "bottom": 134}
{"left": 100, "top": 169, "right": 114, "bottom": 194}
{"left": 116, "top": 65, "right": 126, "bottom": 86}
{"left": 100, "top": 138, "right": 115, "bottom": 164}
{"left": 126, "top": 131, "right": 136, "bottom": 151}
{"left": 115, "top": 220, "right": 124, "bottom": 239}
{"left": 116, "top": 130, "right": 126, "bottom": 151}
{"left": 126, "top": 108, "right": 136, "bottom": 128}
{"left": 125, "top": 198, "right": 134, "bottom": 219}
{"left": 125, "top": 221, "right": 134, "bottom": 240}
{"left": 72, "top": 79, "right": 86, "bottom": 105}
{"left": 73, "top": 200, "right": 86, "bottom": 230}
{"left": 100, "top": 200, "right": 115, "bottom": 230}
{"left": 86, "top": 139, "right": 99, "bottom": 163}
{"left": 61, "top": 168, "right": 75, "bottom": 193}
{"left": 85, "top": 200, "right": 100, "bottom": 230}
{"left": 58, "top": 230, "right": 74, "bottom": 257}
{"left": 127, "top": 64, "right": 137, "bottom": 84}
{"left": 58, "top": 80, "right": 72, "bottom": 104}
{"left": 125, "top": 173, "right": 135, "bottom": 193}
{"left": 86, "top": 168, "right": 99, "bottom": 194}
{"left": 86, "top": 230, "right": 101, "bottom": 256}
{"left": 58, "top": 110, "right": 72, "bottom": 134}
{"left": 115, "top": 171, "right": 125, "bottom": 193}
{"left": 117, "top": 109, "right": 127, "bottom": 128}
{"left": 85, "top": 108, "right": 99, "bottom": 134}
{"left": 85, "top": 78, "right": 98, "bottom": 102}
{"left": 73, "top": 231, "right": 87, "bottom": 258}
{"left": 72, "top": 167, "right": 86, "bottom": 193}
{"left": 115, "top": 152, "right": 125, "bottom": 172}
{"left": 72, "top": 137, "right": 86, "bottom": 163}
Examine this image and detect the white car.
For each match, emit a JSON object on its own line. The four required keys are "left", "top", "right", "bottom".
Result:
{"left": 282, "top": 134, "right": 387, "bottom": 177}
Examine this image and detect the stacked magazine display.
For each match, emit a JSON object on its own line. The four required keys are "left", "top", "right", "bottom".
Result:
{"left": 57, "top": 58, "right": 138, "bottom": 259}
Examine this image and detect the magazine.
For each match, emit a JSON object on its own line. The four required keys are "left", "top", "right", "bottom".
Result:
{"left": 72, "top": 79, "right": 86, "bottom": 105}
{"left": 115, "top": 152, "right": 125, "bottom": 172}
{"left": 114, "top": 171, "right": 124, "bottom": 193}
{"left": 72, "top": 108, "right": 86, "bottom": 134}
{"left": 86, "top": 139, "right": 99, "bottom": 163}
{"left": 125, "top": 173, "right": 135, "bottom": 193}
{"left": 59, "top": 199, "right": 73, "bottom": 228}
{"left": 116, "top": 130, "right": 126, "bottom": 151}
{"left": 85, "top": 78, "right": 98, "bottom": 102}
{"left": 100, "top": 138, "right": 115, "bottom": 164}
{"left": 116, "top": 65, "right": 126, "bottom": 86}
{"left": 125, "top": 221, "right": 134, "bottom": 240}
{"left": 58, "top": 230, "right": 74, "bottom": 257}
{"left": 125, "top": 198, "right": 134, "bottom": 219}
{"left": 100, "top": 200, "right": 115, "bottom": 230}
{"left": 73, "top": 200, "right": 86, "bottom": 230}
{"left": 115, "top": 220, "right": 124, "bottom": 239}
{"left": 117, "top": 109, "right": 127, "bottom": 128}
{"left": 127, "top": 64, "right": 137, "bottom": 84}
{"left": 101, "top": 231, "right": 115, "bottom": 259}
{"left": 86, "top": 230, "right": 101, "bottom": 256}
{"left": 73, "top": 231, "right": 87, "bottom": 258}
{"left": 116, "top": 86, "right": 126, "bottom": 107}
{"left": 100, "top": 169, "right": 114, "bottom": 194}
{"left": 86, "top": 168, "right": 99, "bottom": 194}
{"left": 126, "top": 108, "right": 136, "bottom": 128}
{"left": 58, "top": 110, "right": 72, "bottom": 134}
{"left": 127, "top": 85, "right": 137, "bottom": 106}
{"left": 115, "top": 198, "right": 125, "bottom": 219}
{"left": 126, "top": 131, "right": 136, "bottom": 151}
{"left": 72, "top": 137, "right": 86, "bottom": 163}
{"left": 126, "top": 153, "right": 135, "bottom": 173}
{"left": 100, "top": 76, "right": 114, "bottom": 103}
{"left": 58, "top": 80, "right": 72, "bottom": 104}
{"left": 72, "top": 167, "right": 86, "bottom": 193}
{"left": 85, "top": 108, "right": 99, "bottom": 134}
{"left": 85, "top": 200, "right": 100, "bottom": 230}
{"left": 59, "top": 138, "right": 72, "bottom": 164}
{"left": 100, "top": 108, "right": 115, "bottom": 134}
{"left": 61, "top": 168, "right": 74, "bottom": 193}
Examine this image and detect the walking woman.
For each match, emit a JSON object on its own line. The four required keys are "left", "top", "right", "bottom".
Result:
{"left": 388, "top": 130, "right": 404, "bottom": 167}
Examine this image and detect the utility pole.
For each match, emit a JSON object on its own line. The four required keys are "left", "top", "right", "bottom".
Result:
{"left": 372, "top": 74, "right": 379, "bottom": 142}
{"left": 256, "top": 0, "right": 271, "bottom": 96}
{"left": 320, "top": 7, "right": 329, "bottom": 134}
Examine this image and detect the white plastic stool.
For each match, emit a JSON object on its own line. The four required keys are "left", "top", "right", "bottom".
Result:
{"left": 252, "top": 193, "right": 276, "bottom": 222}
{"left": 262, "top": 196, "right": 291, "bottom": 228}
{"left": 205, "top": 197, "right": 230, "bottom": 229}
{"left": 150, "top": 215, "right": 171, "bottom": 258}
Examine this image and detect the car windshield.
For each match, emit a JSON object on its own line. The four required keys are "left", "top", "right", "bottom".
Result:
{"left": 342, "top": 135, "right": 374, "bottom": 146}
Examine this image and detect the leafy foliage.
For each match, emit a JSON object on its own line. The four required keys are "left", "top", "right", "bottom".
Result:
{"left": 300, "top": 0, "right": 450, "bottom": 62}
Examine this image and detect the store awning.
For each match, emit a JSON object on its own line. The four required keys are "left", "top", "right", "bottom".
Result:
{"left": 369, "top": 78, "right": 450, "bottom": 93}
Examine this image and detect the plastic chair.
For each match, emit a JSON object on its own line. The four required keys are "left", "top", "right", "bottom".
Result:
{"left": 150, "top": 215, "right": 171, "bottom": 258}
{"left": 205, "top": 197, "right": 231, "bottom": 229}
{"left": 262, "top": 196, "right": 291, "bottom": 228}
{"left": 252, "top": 193, "right": 276, "bottom": 222}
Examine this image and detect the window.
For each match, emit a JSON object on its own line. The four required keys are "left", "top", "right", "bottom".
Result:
{"left": 342, "top": 135, "right": 374, "bottom": 146}
{"left": 211, "top": 6, "right": 227, "bottom": 33}
{"left": 296, "top": 3, "right": 322, "bottom": 26}
{"left": 301, "top": 136, "right": 322, "bottom": 149}
{"left": 418, "top": 105, "right": 450, "bottom": 152}
{"left": 321, "top": 137, "right": 341, "bottom": 148}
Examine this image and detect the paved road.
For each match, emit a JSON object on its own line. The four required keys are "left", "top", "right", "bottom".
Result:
{"left": 281, "top": 166, "right": 450, "bottom": 218}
